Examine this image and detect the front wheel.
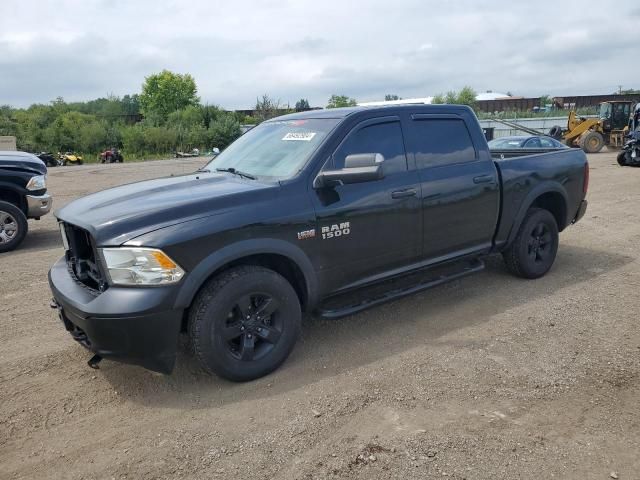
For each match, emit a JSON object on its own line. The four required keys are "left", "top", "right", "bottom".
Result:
{"left": 189, "top": 266, "right": 301, "bottom": 381}
{"left": 579, "top": 131, "right": 604, "bottom": 153}
{"left": 503, "top": 208, "right": 559, "bottom": 279}
{"left": 0, "top": 201, "right": 28, "bottom": 253}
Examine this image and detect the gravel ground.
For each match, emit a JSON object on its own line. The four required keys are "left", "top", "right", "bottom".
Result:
{"left": 1, "top": 152, "right": 639, "bottom": 480}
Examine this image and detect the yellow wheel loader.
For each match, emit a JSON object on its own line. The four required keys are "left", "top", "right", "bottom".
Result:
{"left": 556, "top": 101, "right": 634, "bottom": 153}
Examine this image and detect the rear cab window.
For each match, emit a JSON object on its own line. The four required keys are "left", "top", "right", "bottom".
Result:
{"left": 405, "top": 117, "right": 477, "bottom": 169}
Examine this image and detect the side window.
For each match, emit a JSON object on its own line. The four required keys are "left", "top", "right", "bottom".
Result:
{"left": 410, "top": 119, "right": 476, "bottom": 168}
{"left": 525, "top": 137, "right": 542, "bottom": 148}
{"left": 333, "top": 121, "right": 407, "bottom": 174}
{"left": 539, "top": 137, "right": 554, "bottom": 148}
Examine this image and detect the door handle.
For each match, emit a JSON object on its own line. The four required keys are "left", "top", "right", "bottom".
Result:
{"left": 391, "top": 188, "right": 417, "bottom": 199}
{"left": 473, "top": 175, "right": 495, "bottom": 184}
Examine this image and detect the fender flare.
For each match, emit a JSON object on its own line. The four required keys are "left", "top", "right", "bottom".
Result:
{"left": 173, "top": 238, "right": 319, "bottom": 310}
{"left": 506, "top": 182, "right": 569, "bottom": 246}
{"left": 0, "top": 182, "right": 28, "bottom": 212}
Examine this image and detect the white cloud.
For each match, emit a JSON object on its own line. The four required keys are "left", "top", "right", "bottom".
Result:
{"left": 0, "top": 0, "right": 638, "bottom": 108}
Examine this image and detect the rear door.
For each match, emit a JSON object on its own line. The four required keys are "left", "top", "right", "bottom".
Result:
{"left": 403, "top": 113, "right": 500, "bottom": 261}
{"left": 310, "top": 116, "right": 422, "bottom": 291}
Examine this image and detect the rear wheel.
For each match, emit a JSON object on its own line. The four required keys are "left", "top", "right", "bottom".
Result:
{"left": 503, "top": 208, "right": 559, "bottom": 279}
{"left": 617, "top": 151, "right": 627, "bottom": 166}
{"left": 579, "top": 131, "right": 604, "bottom": 153}
{"left": 0, "top": 201, "right": 28, "bottom": 253}
{"left": 189, "top": 266, "right": 301, "bottom": 381}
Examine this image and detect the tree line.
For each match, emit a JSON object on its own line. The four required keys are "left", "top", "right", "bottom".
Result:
{"left": 0, "top": 70, "right": 246, "bottom": 160}
{"left": 0, "top": 73, "right": 488, "bottom": 161}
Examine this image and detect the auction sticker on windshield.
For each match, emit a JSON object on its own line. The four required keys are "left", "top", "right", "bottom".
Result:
{"left": 282, "top": 132, "right": 316, "bottom": 141}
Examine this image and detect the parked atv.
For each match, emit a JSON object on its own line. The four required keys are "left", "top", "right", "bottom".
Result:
{"left": 100, "top": 148, "right": 123, "bottom": 163}
{"left": 59, "top": 152, "right": 83, "bottom": 166}
{"left": 617, "top": 132, "right": 640, "bottom": 167}
{"left": 36, "top": 152, "right": 62, "bottom": 167}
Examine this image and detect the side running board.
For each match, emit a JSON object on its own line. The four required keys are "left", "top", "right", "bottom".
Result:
{"left": 317, "top": 258, "right": 485, "bottom": 319}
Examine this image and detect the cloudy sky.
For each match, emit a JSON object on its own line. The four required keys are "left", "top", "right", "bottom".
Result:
{"left": 1, "top": 0, "right": 638, "bottom": 109}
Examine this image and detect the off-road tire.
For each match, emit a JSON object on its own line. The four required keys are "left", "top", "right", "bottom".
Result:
{"left": 579, "top": 131, "right": 604, "bottom": 153}
{"left": 0, "top": 201, "right": 28, "bottom": 253}
{"left": 503, "top": 208, "right": 559, "bottom": 279}
{"left": 188, "top": 266, "right": 301, "bottom": 381}
{"left": 548, "top": 125, "right": 563, "bottom": 139}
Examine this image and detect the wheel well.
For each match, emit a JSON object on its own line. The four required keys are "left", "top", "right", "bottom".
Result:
{"left": 187, "top": 252, "right": 309, "bottom": 317}
{"left": 0, "top": 190, "right": 25, "bottom": 214}
{"left": 531, "top": 192, "right": 567, "bottom": 231}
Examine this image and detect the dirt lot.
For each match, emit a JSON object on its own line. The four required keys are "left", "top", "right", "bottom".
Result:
{"left": 1, "top": 152, "right": 639, "bottom": 480}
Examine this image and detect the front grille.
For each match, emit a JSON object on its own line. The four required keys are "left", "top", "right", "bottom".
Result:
{"left": 62, "top": 223, "right": 107, "bottom": 293}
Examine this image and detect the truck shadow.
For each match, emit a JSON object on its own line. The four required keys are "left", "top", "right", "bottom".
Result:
{"left": 17, "top": 228, "right": 63, "bottom": 253}
{"left": 100, "top": 243, "right": 633, "bottom": 408}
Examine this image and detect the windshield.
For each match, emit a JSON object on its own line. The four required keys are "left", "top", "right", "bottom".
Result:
{"left": 206, "top": 118, "right": 340, "bottom": 179}
{"left": 488, "top": 138, "right": 526, "bottom": 149}
{"left": 599, "top": 102, "right": 611, "bottom": 120}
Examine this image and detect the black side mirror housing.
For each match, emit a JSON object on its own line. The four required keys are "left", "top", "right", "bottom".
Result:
{"left": 314, "top": 153, "right": 385, "bottom": 188}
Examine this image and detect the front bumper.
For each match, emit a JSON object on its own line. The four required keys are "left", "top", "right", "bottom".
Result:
{"left": 572, "top": 199, "right": 588, "bottom": 224}
{"left": 26, "top": 193, "right": 52, "bottom": 218}
{"left": 48, "top": 257, "right": 183, "bottom": 374}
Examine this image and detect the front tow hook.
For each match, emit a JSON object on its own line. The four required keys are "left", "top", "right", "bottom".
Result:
{"left": 88, "top": 354, "right": 102, "bottom": 369}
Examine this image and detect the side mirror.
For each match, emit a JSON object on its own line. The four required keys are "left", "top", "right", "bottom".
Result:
{"left": 314, "top": 153, "right": 385, "bottom": 188}
{"left": 344, "top": 153, "right": 384, "bottom": 168}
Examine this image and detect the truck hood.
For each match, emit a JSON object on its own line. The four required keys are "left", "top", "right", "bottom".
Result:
{"left": 55, "top": 172, "right": 277, "bottom": 245}
{"left": 0, "top": 153, "right": 47, "bottom": 175}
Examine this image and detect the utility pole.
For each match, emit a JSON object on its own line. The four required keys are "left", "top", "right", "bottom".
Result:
{"left": 618, "top": 85, "right": 623, "bottom": 95}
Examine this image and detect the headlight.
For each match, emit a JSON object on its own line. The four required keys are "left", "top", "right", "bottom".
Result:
{"left": 100, "top": 247, "right": 185, "bottom": 285}
{"left": 26, "top": 175, "right": 46, "bottom": 191}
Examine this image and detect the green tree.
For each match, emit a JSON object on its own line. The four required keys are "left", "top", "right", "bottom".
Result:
{"left": 539, "top": 94, "right": 551, "bottom": 108}
{"left": 430, "top": 87, "right": 477, "bottom": 111}
{"left": 201, "top": 104, "right": 223, "bottom": 128}
{"left": 0, "top": 106, "right": 17, "bottom": 137}
{"left": 385, "top": 94, "right": 401, "bottom": 101}
{"left": 295, "top": 98, "right": 310, "bottom": 112}
{"left": 326, "top": 94, "right": 357, "bottom": 108}
{"left": 166, "top": 105, "right": 204, "bottom": 129}
{"left": 209, "top": 114, "right": 242, "bottom": 149}
{"left": 139, "top": 70, "right": 199, "bottom": 122}
{"left": 618, "top": 88, "right": 640, "bottom": 95}
{"left": 457, "top": 86, "right": 478, "bottom": 109}
{"left": 254, "top": 94, "right": 281, "bottom": 122}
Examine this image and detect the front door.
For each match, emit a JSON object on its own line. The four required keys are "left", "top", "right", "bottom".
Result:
{"left": 310, "top": 116, "right": 422, "bottom": 293}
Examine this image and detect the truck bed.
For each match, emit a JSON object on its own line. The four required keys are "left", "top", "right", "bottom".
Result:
{"left": 492, "top": 148, "right": 588, "bottom": 250}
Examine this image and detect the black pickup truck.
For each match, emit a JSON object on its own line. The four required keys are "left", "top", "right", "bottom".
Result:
{"left": 1, "top": 151, "right": 52, "bottom": 252}
{"left": 49, "top": 105, "right": 588, "bottom": 381}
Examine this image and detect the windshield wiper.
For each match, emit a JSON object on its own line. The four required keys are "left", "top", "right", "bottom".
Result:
{"left": 196, "top": 168, "right": 210, "bottom": 173}
{"left": 215, "top": 167, "right": 256, "bottom": 180}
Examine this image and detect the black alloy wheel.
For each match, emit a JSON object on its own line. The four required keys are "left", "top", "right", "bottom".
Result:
{"left": 222, "top": 293, "right": 283, "bottom": 362}
{"left": 527, "top": 221, "right": 553, "bottom": 265}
